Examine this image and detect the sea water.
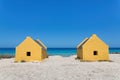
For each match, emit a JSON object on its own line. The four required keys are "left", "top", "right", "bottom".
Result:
{"left": 0, "top": 48, "right": 120, "bottom": 57}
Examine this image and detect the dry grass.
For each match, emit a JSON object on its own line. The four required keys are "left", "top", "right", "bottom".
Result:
{"left": 0, "top": 55, "right": 14, "bottom": 59}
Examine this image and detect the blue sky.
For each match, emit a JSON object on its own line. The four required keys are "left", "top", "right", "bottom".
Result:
{"left": 0, "top": 0, "right": 120, "bottom": 48}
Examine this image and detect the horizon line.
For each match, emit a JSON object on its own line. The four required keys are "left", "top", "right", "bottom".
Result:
{"left": 0, "top": 47, "right": 120, "bottom": 49}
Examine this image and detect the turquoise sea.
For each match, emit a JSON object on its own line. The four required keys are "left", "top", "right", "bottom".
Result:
{"left": 0, "top": 48, "right": 120, "bottom": 57}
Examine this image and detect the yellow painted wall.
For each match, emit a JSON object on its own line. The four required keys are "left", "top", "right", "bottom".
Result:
{"left": 41, "top": 50, "right": 47, "bottom": 59}
{"left": 15, "top": 37, "right": 47, "bottom": 62}
{"left": 77, "top": 48, "right": 83, "bottom": 59}
{"left": 77, "top": 34, "right": 109, "bottom": 61}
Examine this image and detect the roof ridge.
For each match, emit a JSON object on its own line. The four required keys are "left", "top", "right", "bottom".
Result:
{"left": 35, "top": 39, "right": 47, "bottom": 50}
{"left": 77, "top": 38, "right": 89, "bottom": 48}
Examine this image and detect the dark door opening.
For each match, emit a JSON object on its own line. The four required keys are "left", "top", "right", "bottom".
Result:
{"left": 93, "top": 51, "right": 98, "bottom": 55}
{"left": 26, "top": 52, "right": 31, "bottom": 56}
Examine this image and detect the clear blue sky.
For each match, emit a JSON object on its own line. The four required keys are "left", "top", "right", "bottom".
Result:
{"left": 0, "top": 0, "right": 120, "bottom": 48}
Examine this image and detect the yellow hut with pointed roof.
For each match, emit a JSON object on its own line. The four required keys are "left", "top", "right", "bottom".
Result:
{"left": 15, "top": 36, "right": 48, "bottom": 62}
{"left": 77, "top": 34, "right": 109, "bottom": 61}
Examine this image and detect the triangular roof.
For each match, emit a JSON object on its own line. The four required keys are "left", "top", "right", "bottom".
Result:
{"left": 77, "top": 38, "right": 89, "bottom": 48}
{"left": 34, "top": 39, "right": 47, "bottom": 50}
{"left": 77, "top": 34, "right": 108, "bottom": 48}
{"left": 17, "top": 36, "right": 47, "bottom": 50}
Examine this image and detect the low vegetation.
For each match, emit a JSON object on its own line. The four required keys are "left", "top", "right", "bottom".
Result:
{"left": 0, "top": 55, "right": 14, "bottom": 59}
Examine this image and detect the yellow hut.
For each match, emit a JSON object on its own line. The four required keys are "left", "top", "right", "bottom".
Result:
{"left": 15, "top": 36, "right": 48, "bottom": 62}
{"left": 77, "top": 34, "right": 109, "bottom": 61}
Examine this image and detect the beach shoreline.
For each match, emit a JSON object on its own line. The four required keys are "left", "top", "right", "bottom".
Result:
{"left": 0, "top": 54, "right": 120, "bottom": 80}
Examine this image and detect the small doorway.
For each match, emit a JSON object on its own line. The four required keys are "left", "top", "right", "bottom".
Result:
{"left": 93, "top": 51, "right": 98, "bottom": 56}
{"left": 26, "top": 52, "right": 31, "bottom": 56}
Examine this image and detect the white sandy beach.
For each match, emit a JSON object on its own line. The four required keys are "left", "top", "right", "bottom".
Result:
{"left": 0, "top": 54, "right": 120, "bottom": 80}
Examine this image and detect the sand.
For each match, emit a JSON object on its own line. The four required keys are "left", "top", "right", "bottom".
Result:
{"left": 0, "top": 54, "right": 120, "bottom": 80}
